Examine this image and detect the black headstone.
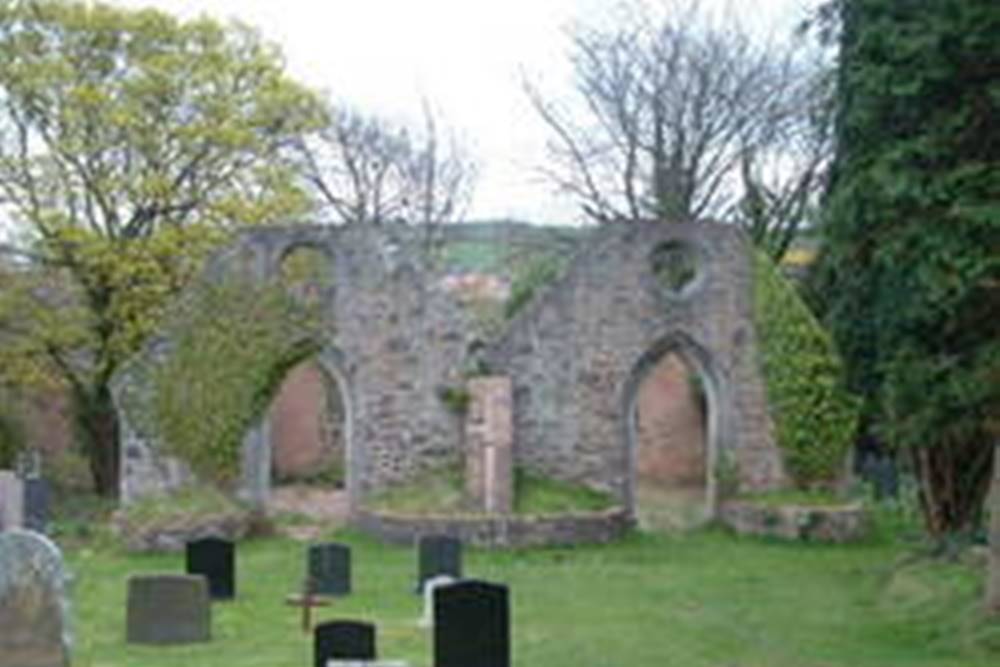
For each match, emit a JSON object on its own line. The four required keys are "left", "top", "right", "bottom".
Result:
{"left": 185, "top": 537, "right": 235, "bottom": 600}
{"left": 314, "top": 620, "right": 375, "bottom": 667}
{"left": 308, "top": 543, "right": 351, "bottom": 596}
{"left": 417, "top": 534, "right": 462, "bottom": 593}
{"left": 22, "top": 478, "right": 50, "bottom": 533}
{"left": 434, "top": 580, "right": 510, "bottom": 667}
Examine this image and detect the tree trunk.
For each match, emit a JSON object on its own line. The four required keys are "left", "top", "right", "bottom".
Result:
{"left": 73, "top": 386, "right": 120, "bottom": 498}
{"left": 986, "top": 440, "right": 1000, "bottom": 614}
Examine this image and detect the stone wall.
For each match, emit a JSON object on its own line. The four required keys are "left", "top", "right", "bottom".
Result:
{"left": 114, "top": 223, "right": 472, "bottom": 507}
{"left": 114, "top": 220, "right": 786, "bottom": 525}
{"left": 486, "top": 221, "right": 784, "bottom": 514}
{"left": 354, "top": 507, "right": 632, "bottom": 548}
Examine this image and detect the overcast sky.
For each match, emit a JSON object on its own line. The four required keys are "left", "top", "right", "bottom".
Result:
{"left": 114, "top": 1, "right": 816, "bottom": 224}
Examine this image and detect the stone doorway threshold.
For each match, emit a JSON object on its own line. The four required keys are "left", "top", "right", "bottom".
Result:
{"left": 636, "top": 484, "right": 709, "bottom": 532}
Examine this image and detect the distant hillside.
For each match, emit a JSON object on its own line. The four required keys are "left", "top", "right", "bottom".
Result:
{"left": 438, "top": 220, "right": 592, "bottom": 277}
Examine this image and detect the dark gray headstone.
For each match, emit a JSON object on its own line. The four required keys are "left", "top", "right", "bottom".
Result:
{"left": 417, "top": 535, "right": 462, "bottom": 593}
{"left": 314, "top": 620, "right": 376, "bottom": 667}
{"left": 434, "top": 580, "right": 509, "bottom": 667}
{"left": 0, "top": 530, "right": 71, "bottom": 667}
{"left": 308, "top": 543, "right": 351, "bottom": 596}
{"left": 186, "top": 537, "right": 235, "bottom": 600}
{"left": 872, "top": 455, "right": 899, "bottom": 500}
{"left": 23, "top": 478, "right": 51, "bottom": 533}
{"left": 127, "top": 574, "right": 211, "bottom": 645}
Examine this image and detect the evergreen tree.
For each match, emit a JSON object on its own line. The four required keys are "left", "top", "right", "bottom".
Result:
{"left": 813, "top": 0, "right": 1000, "bottom": 536}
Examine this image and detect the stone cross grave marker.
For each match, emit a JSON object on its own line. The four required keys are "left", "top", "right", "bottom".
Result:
{"left": 186, "top": 536, "right": 235, "bottom": 600}
{"left": 309, "top": 542, "right": 352, "bottom": 596}
{"left": 0, "top": 469, "right": 24, "bottom": 531}
{"left": 127, "top": 574, "right": 211, "bottom": 645}
{"left": 434, "top": 579, "right": 510, "bottom": 667}
{"left": 0, "top": 529, "right": 72, "bottom": 667}
{"left": 417, "top": 534, "right": 462, "bottom": 593}
{"left": 314, "top": 620, "right": 376, "bottom": 667}
{"left": 23, "top": 478, "right": 51, "bottom": 533}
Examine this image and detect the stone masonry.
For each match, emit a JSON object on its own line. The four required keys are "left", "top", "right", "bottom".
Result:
{"left": 112, "top": 220, "right": 785, "bottom": 521}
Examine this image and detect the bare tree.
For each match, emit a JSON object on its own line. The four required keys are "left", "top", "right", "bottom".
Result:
{"left": 298, "top": 100, "right": 477, "bottom": 232}
{"left": 527, "top": 1, "right": 820, "bottom": 225}
{"left": 726, "top": 61, "right": 835, "bottom": 260}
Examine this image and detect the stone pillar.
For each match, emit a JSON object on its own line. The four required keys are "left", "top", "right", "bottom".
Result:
{"left": 465, "top": 377, "right": 513, "bottom": 515}
{"left": 239, "top": 417, "right": 272, "bottom": 509}
{"left": 0, "top": 471, "right": 24, "bottom": 531}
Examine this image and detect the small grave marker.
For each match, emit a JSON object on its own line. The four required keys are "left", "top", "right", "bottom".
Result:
{"left": 0, "top": 470, "right": 24, "bottom": 531}
{"left": 434, "top": 580, "right": 510, "bottom": 667}
{"left": 186, "top": 536, "right": 235, "bottom": 600}
{"left": 0, "top": 529, "right": 71, "bottom": 667}
{"left": 314, "top": 620, "right": 376, "bottom": 667}
{"left": 419, "top": 575, "right": 456, "bottom": 628}
{"left": 286, "top": 577, "right": 333, "bottom": 634}
{"left": 127, "top": 574, "right": 211, "bottom": 645}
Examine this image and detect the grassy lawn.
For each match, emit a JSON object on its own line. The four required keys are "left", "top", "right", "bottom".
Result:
{"left": 62, "top": 519, "right": 1000, "bottom": 667}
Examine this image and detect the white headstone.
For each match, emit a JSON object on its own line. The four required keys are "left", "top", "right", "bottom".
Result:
{"left": 419, "top": 575, "right": 457, "bottom": 628}
{"left": 0, "top": 529, "right": 72, "bottom": 667}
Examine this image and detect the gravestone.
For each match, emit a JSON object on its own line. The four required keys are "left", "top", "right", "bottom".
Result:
{"left": 0, "top": 529, "right": 71, "bottom": 667}
{"left": 186, "top": 536, "right": 235, "bottom": 600}
{"left": 314, "top": 620, "right": 376, "bottom": 667}
{"left": 419, "top": 575, "right": 456, "bottom": 628}
{"left": 0, "top": 470, "right": 24, "bottom": 531}
{"left": 434, "top": 580, "right": 510, "bottom": 667}
{"left": 23, "top": 478, "right": 51, "bottom": 533}
{"left": 309, "top": 542, "right": 351, "bottom": 596}
{"left": 127, "top": 574, "right": 211, "bottom": 644}
{"left": 417, "top": 535, "right": 462, "bottom": 593}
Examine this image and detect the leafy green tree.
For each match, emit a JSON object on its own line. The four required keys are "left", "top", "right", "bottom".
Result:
{"left": 0, "top": 0, "right": 325, "bottom": 495}
{"left": 812, "top": 0, "right": 1000, "bottom": 536}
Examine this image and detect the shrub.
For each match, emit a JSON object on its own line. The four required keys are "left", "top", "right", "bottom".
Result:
{"left": 753, "top": 252, "right": 859, "bottom": 487}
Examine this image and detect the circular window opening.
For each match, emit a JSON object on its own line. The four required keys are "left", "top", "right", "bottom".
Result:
{"left": 651, "top": 240, "right": 700, "bottom": 296}
{"left": 279, "top": 245, "right": 331, "bottom": 304}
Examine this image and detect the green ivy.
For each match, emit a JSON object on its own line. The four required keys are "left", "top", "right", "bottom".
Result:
{"left": 149, "top": 276, "right": 323, "bottom": 483}
{"left": 753, "top": 252, "right": 859, "bottom": 487}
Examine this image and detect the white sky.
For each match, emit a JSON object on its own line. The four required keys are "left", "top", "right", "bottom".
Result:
{"left": 107, "top": 1, "right": 816, "bottom": 225}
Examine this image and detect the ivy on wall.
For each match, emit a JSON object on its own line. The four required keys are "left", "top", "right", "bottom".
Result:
{"left": 753, "top": 252, "right": 859, "bottom": 487}
{"left": 149, "top": 276, "right": 323, "bottom": 483}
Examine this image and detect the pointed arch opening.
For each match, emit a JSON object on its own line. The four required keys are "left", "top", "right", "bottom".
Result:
{"left": 623, "top": 333, "right": 726, "bottom": 530}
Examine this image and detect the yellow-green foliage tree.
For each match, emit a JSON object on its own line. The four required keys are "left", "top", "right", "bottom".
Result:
{"left": 0, "top": 0, "right": 325, "bottom": 495}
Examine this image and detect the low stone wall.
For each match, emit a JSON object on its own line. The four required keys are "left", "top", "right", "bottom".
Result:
{"left": 719, "top": 500, "right": 869, "bottom": 543}
{"left": 354, "top": 507, "right": 632, "bottom": 548}
{"left": 112, "top": 510, "right": 256, "bottom": 553}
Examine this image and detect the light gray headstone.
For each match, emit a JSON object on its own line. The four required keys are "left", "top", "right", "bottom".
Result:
{"left": 0, "top": 529, "right": 72, "bottom": 667}
{"left": 0, "top": 470, "right": 25, "bottom": 531}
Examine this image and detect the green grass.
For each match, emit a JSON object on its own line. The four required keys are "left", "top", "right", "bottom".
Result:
{"left": 365, "top": 466, "right": 618, "bottom": 515}
{"left": 514, "top": 468, "right": 617, "bottom": 514}
{"left": 63, "top": 521, "right": 1000, "bottom": 667}
{"left": 735, "top": 488, "right": 848, "bottom": 508}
